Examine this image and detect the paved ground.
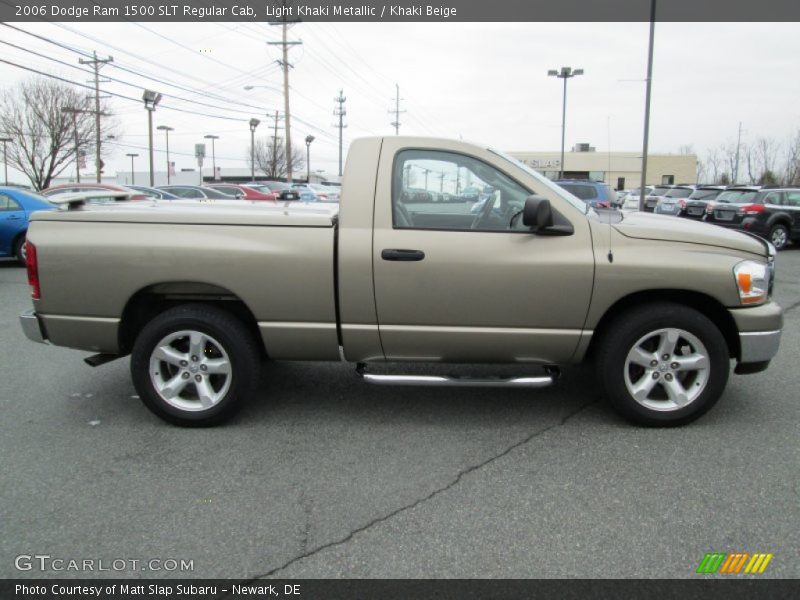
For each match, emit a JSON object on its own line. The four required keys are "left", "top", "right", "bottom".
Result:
{"left": 1, "top": 248, "right": 798, "bottom": 580}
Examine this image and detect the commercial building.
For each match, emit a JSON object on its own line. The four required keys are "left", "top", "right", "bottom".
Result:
{"left": 509, "top": 143, "right": 698, "bottom": 190}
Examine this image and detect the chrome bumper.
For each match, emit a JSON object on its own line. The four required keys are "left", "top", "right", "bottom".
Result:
{"left": 739, "top": 330, "right": 781, "bottom": 364}
{"left": 20, "top": 310, "right": 47, "bottom": 344}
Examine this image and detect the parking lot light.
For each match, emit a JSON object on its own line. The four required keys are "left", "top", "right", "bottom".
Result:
{"left": 0, "top": 137, "right": 12, "bottom": 186}
{"left": 142, "top": 90, "right": 162, "bottom": 186}
{"left": 249, "top": 119, "right": 260, "bottom": 182}
{"left": 157, "top": 125, "right": 174, "bottom": 184}
{"left": 125, "top": 153, "right": 138, "bottom": 185}
{"left": 548, "top": 67, "right": 584, "bottom": 179}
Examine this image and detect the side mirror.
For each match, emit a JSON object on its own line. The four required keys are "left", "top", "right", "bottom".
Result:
{"left": 522, "top": 195, "right": 553, "bottom": 229}
{"left": 521, "top": 195, "right": 574, "bottom": 236}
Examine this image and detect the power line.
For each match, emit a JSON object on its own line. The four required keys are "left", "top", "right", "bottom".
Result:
{"left": 79, "top": 51, "right": 113, "bottom": 182}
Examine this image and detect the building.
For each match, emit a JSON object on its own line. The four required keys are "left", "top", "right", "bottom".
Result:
{"left": 509, "top": 143, "right": 698, "bottom": 190}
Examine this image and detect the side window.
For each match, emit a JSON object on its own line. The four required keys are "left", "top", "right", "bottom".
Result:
{"left": 392, "top": 150, "right": 531, "bottom": 232}
{"left": 0, "top": 194, "right": 21, "bottom": 211}
{"left": 762, "top": 192, "right": 781, "bottom": 205}
{"left": 785, "top": 192, "right": 800, "bottom": 207}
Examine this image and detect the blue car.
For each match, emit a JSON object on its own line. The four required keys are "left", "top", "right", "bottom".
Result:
{"left": 0, "top": 186, "right": 57, "bottom": 266}
{"left": 554, "top": 179, "right": 616, "bottom": 210}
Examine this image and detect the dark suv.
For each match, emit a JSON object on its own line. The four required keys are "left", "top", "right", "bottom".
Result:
{"left": 680, "top": 185, "right": 727, "bottom": 220}
{"left": 705, "top": 186, "right": 800, "bottom": 250}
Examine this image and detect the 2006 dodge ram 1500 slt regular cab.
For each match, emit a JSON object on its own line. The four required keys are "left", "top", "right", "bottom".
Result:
{"left": 20, "top": 137, "right": 783, "bottom": 426}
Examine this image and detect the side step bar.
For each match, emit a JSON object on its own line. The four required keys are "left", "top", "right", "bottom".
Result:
{"left": 356, "top": 364, "right": 559, "bottom": 388}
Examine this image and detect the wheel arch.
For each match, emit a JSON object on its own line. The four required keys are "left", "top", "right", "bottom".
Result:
{"left": 585, "top": 289, "right": 740, "bottom": 362}
{"left": 11, "top": 228, "right": 28, "bottom": 256}
{"left": 118, "top": 282, "right": 265, "bottom": 358}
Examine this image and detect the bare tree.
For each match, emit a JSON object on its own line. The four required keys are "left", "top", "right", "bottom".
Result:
{"left": 782, "top": 129, "right": 800, "bottom": 185}
{"left": 720, "top": 142, "right": 739, "bottom": 184}
{"left": 704, "top": 147, "right": 723, "bottom": 184}
{"left": 0, "top": 78, "right": 118, "bottom": 190}
{"left": 754, "top": 137, "right": 778, "bottom": 183}
{"left": 248, "top": 137, "right": 304, "bottom": 180}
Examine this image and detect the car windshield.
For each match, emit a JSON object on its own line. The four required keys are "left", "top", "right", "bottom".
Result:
{"left": 200, "top": 187, "right": 237, "bottom": 199}
{"left": 716, "top": 190, "right": 758, "bottom": 204}
{"left": 688, "top": 189, "right": 721, "bottom": 200}
{"left": 648, "top": 186, "right": 671, "bottom": 197}
{"left": 265, "top": 182, "right": 290, "bottom": 191}
{"left": 664, "top": 187, "right": 693, "bottom": 198}
{"left": 488, "top": 148, "right": 589, "bottom": 214}
{"left": 558, "top": 183, "right": 598, "bottom": 200}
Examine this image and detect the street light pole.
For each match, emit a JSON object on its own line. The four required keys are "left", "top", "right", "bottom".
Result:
{"left": 157, "top": 125, "right": 174, "bottom": 184}
{"left": 0, "top": 137, "right": 12, "bottom": 186}
{"left": 142, "top": 90, "right": 162, "bottom": 187}
{"left": 640, "top": 0, "right": 656, "bottom": 210}
{"left": 125, "top": 153, "right": 138, "bottom": 184}
{"left": 249, "top": 119, "right": 260, "bottom": 182}
{"left": 548, "top": 66, "right": 584, "bottom": 179}
{"left": 204, "top": 135, "right": 219, "bottom": 180}
{"left": 305, "top": 135, "right": 315, "bottom": 183}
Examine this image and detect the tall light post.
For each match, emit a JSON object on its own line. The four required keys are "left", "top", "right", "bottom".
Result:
{"left": 249, "top": 118, "right": 260, "bottom": 182}
{"left": 305, "top": 135, "right": 315, "bottom": 183}
{"left": 204, "top": 134, "right": 219, "bottom": 181}
{"left": 157, "top": 125, "right": 173, "bottom": 184}
{"left": 0, "top": 137, "right": 11, "bottom": 185}
{"left": 142, "top": 90, "right": 162, "bottom": 186}
{"left": 125, "top": 153, "right": 138, "bottom": 184}
{"left": 548, "top": 66, "right": 584, "bottom": 179}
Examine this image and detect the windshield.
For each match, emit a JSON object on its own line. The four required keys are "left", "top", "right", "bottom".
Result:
{"left": 648, "top": 186, "right": 671, "bottom": 197}
{"left": 664, "top": 187, "right": 693, "bottom": 198}
{"left": 688, "top": 189, "right": 721, "bottom": 200}
{"left": 716, "top": 190, "right": 758, "bottom": 204}
{"left": 199, "top": 187, "right": 238, "bottom": 199}
{"left": 488, "top": 148, "right": 590, "bottom": 214}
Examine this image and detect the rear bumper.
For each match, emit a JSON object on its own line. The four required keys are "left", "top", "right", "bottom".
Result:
{"left": 20, "top": 310, "right": 47, "bottom": 344}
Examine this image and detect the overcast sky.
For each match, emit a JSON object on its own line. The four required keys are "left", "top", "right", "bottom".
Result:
{"left": 1, "top": 21, "right": 799, "bottom": 183}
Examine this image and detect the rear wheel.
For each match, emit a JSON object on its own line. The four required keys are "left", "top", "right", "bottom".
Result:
{"left": 130, "top": 304, "right": 261, "bottom": 426}
{"left": 769, "top": 223, "right": 789, "bottom": 250}
{"left": 596, "top": 303, "right": 729, "bottom": 426}
{"left": 14, "top": 236, "right": 27, "bottom": 267}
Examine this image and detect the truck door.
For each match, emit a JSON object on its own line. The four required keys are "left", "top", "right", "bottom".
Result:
{"left": 371, "top": 142, "right": 595, "bottom": 364}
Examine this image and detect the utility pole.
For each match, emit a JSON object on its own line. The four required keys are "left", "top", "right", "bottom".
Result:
{"left": 733, "top": 121, "right": 743, "bottom": 184}
{"left": 265, "top": 111, "right": 283, "bottom": 178}
{"left": 79, "top": 51, "right": 113, "bottom": 183}
{"left": 333, "top": 90, "right": 347, "bottom": 177}
{"left": 0, "top": 137, "right": 11, "bottom": 185}
{"left": 204, "top": 134, "right": 219, "bottom": 180}
{"left": 389, "top": 84, "right": 405, "bottom": 135}
{"left": 639, "top": 0, "right": 656, "bottom": 210}
{"left": 268, "top": 14, "right": 302, "bottom": 183}
{"left": 125, "top": 153, "right": 138, "bottom": 184}
{"left": 60, "top": 108, "right": 85, "bottom": 183}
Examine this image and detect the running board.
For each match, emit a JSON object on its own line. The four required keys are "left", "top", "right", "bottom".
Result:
{"left": 356, "top": 364, "right": 558, "bottom": 388}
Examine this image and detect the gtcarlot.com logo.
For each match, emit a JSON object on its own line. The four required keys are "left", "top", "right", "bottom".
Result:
{"left": 14, "top": 554, "right": 194, "bottom": 573}
{"left": 697, "top": 552, "right": 774, "bottom": 574}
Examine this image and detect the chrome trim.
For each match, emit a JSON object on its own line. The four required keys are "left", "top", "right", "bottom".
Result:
{"left": 20, "top": 310, "right": 47, "bottom": 344}
{"left": 739, "top": 330, "right": 782, "bottom": 364}
{"left": 359, "top": 371, "right": 555, "bottom": 388}
{"left": 338, "top": 345, "right": 346, "bottom": 362}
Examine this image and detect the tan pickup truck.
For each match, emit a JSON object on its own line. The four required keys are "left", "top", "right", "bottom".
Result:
{"left": 20, "top": 137, "right": 782, "bottom": 427}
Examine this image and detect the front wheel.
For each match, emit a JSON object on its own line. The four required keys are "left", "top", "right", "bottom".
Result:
{"left": 595, "top": 303, "right": 729, "bottom": 426}
{"left": 130, "top": 304, "right": 261, "bottom": 426}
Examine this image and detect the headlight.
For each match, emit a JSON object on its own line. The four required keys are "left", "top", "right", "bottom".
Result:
{"left": 733, "top": 260, "right": 769, "bottom": 305}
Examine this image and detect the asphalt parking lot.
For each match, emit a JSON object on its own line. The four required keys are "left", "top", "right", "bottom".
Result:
{"left": 1, "top": 249, "right": 798, "bottom": 580}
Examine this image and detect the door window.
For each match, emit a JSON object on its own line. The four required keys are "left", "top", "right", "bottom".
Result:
{"left": 783, "top": 192, "right": 800, "bottom": 207}
{"left": 392, "top": 150, "right": 531, "bottom": 232}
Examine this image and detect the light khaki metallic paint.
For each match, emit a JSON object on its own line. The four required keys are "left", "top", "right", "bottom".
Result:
{"left": 26, "top": 136, "right": 780, "bottom": 367}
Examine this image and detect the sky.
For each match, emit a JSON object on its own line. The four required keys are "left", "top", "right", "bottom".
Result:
{"left": 1, "top": 21, "right": 799, "bottom": 184}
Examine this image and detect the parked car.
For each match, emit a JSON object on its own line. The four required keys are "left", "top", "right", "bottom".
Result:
{"left": 654, "top": 185, "right": 697, "bottom": 216}
{"left": 680, "top": 186, "right": 727, "bottom": 220}
{"left": 308, "top": 183, "right": 340, "bottom": 202}
{"left": 156, "top": 185, "right": 237, "bottom": 200}
{"left": 289, "top": 185, "right": 319, "bottom": 203}
{"left": 642, "top": 185, "right": 674, "bottom": 212}
{"left": 704, "top": 186, "right": 800, "bottom": 250}
{"left": 244, "top": 181, "right": 300, "bottom": 201}
{"left": 127, "top": 185, "right": 180, "bottom": 200}
{"left": 20, "top": 136, "right": 782, "bottom": 428}
{"left": 554, "top": 179, "right": 616, "bottom": 210}
{"left": 42, "top": 182, "right": 149, "bottom": 201}
{"left": 703, "top": 186, "right": 761, "bottom": 220}
{"left": 620, "top": 186, "right": 654, "bottom": 212}
{"left": 207, "top": 183, "right": 277, "bottom": 201}
{"left": 0, "top": 186, "right": 56, "bottom": 265}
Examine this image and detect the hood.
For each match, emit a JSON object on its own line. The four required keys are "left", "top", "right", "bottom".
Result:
{"left": 612, "top": 212, "right": 766, "bottom": 257}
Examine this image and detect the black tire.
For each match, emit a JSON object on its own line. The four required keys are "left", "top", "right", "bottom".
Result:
{"left": 769, "top": 223, "right": 789, "bottom": 251}
{"left": 130, "top": 304, "right": 261, "bottom": 426}
{"left": 14, "top": 235, "right": 27, "bottom": 267}
{"left": 595, "top": 302, "right": 729, "bottom": 426}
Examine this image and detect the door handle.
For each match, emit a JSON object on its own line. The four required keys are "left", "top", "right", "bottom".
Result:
{"left": 381, "top": 249, "right": 425, "bottom": 261}
{"left": 6, "top": 215, "right": 21, "bottom": 220}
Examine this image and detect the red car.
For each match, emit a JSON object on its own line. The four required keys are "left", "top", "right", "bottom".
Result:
{"left": 207, "top": 183, "right": 277, "bottom": 202}
{"left": 41, "top": 183, "right": 149, "bottom": 201}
